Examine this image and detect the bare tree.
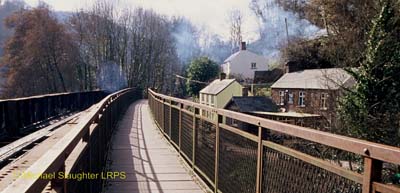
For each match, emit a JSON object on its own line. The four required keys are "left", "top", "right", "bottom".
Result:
{"left": 70, "top": 3, "right": 179, "bottom": 93}
{"left": 2, "top": 0, "right": 184, "bottom": 97}
{"left": 1, "top": 4, "right": 81, "bottom": 97}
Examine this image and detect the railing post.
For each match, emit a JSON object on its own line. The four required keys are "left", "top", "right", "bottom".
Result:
{"left": 362, "top": 157, "right": 382, "bottom": 193}
{"left": 192, "top": 105, "right": 196, "bottom": 168}
{"left": 179, "top": 103, "right": 183, "bottom": 151}
{"left": 51, "top": 163, "right": 67, "bottom": 193}
{"left": 161, "top": 99, "right": 165, "bottom": 131}
{"left": 169, "top": 100, "right": 172, "bottom": 137}
{"left": 214, "top": 111, "right": 220, "bottom": 193}
{"left": 256, "top": 123, "right": 264, "bottom": 193}
{"left": 157, "top": 97, "right": 160, "bottom": 125}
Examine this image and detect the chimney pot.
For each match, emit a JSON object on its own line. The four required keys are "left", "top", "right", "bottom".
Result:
{"left": 220, "top": 73, "right": 226, "bottom": 80}
{"left": 242, "top": 87, "right": 249, "bottom": 96}
{"left": 240, "top": 42, "right": 246, "bottom": 51}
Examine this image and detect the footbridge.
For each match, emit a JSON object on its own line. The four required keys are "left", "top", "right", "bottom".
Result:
{"left": 0, "top": 88, "right": 399, "bottom": 193}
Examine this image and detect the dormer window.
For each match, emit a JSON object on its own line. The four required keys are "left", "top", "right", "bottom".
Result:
{"left": 251, "top": 63, "right": 257, "bottom": 69}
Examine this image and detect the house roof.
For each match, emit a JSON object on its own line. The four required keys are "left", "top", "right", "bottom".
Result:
{"left": 271, "top": 68, "right": 355, "bottom": 90}
{"left": 253, "top": 68, "right": 284, "bottom": 84}
{"left": 226, "top": 96, "right": 278, "bottom": 113}
{"left": 200, "top": 79, "right": 237, "bottom": 95}
{"left": 223, "top": 50, "right": 266, "bottom": 63}
{"left": 250, "top": 111, "right": 321, "bottom": 118}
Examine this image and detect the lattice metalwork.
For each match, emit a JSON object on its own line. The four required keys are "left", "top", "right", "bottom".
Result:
{"left": 262, "top": 147, "right": 362, "bottom": 193}
{"left": 195, "top": 119, "right": 216, "bottom": 182}
{"left": 156, "top": 101, "right": 163, "bottom": 126}
{"left": 171, "top": 108, "right": 180, "bottom": 145}
{"left": 163, "top": 104, "right": 170, "bottom": 136}
{"left": 155, "top": 100, "right": 160, "bottom": 126}
{"left": 181, "top": 112, "right": 193, "bottom": 161}
{"left": 218, "top": 128, "right": 258, "bottom": 193}
{"left": 157, "top": 101, "right": 162, "bottom": 127}
{"left": 225, "top": 117, "right": 259, "bottom": 136}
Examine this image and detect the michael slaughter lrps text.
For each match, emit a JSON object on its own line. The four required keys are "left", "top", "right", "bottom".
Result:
{"left": 14, "top": 171, "right": 127, "bottom": 181}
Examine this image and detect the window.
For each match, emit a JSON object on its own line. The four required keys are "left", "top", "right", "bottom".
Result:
{"left": 232, "top": 119, "right": 239, "bottom": 127}
{"left": 201, "top": 94, "right": 204, "bottom": 103}
{"left": 251, "top": 62, "right": 257, "bottom": 69}
{"left": 279, "top": 91, "right": 285, "bottom": 105}
{"left": 205, "top": 94, "right": 209, "bottom": 104}
{"left": 288, "top": 93, "right": 294, "bottom": 104}
{"left": 298, "top": 91, "right": 305, "bottom": 107}
{"left": 210, "top": 95, "right": 214, "bottom": 105}
{"left": 321, "top": 93, "right": 328, "bottom": 109}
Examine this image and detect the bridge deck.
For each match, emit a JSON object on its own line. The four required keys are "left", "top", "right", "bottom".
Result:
{"left": 105, "top": 100, "right": 205, "bottom": 193}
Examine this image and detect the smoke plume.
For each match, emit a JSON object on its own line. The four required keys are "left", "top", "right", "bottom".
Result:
{"left": 97, "top": 61, "right": 127, "bottom": 93}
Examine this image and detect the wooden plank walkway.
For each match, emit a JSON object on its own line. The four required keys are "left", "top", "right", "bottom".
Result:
{"left": 104, "top": 100, "right": 206, "bottom": 193}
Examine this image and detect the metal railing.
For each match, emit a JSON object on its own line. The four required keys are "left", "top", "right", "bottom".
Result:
{"left": 0, "top": 91, "right": 107, "bottom": 138}
{"left": 148, "top": 89, "right": 400, "bottom": 193}
{"left": 1, "top": 88, "right": 140, "bottom": 193}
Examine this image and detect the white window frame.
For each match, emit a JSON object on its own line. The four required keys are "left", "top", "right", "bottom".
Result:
{"left": 210, "top": 95, "right": 214, "bottom": 106}
{"left": 321, "top": 93, "right": 328, "bottom": 110}
{"left": 232, "top": 119, "right": 239, "bottom": 127}
{"left": 298, "top": 91, "right": 305, "bottom": 107}
{"left": 251, "top": 62, "right": 257, "bottom": 69}
{"left": 279, "top": 91, "right": 285, "bottom": 105}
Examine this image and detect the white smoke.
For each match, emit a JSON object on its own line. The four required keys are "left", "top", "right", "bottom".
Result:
{"left": 169, "top": 0, "right": 323, "bottom": 67}
{"left": 248, "top": 0, "right": 323, "bottom": 63}
{"left": 97, "top": 61, "right": 127, "bottom": 92}
{"left": 171, "top": 18, "right": 202, "bottom": 65}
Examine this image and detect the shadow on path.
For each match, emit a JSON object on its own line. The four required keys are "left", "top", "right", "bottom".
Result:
{"left": 104, "top": 100, "right": 204, "bottom": 193}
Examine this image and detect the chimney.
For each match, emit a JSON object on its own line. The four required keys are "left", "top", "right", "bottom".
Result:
{"left": 220, "top": 73, "right": 226, "bottom": 80}
{"left": 285, "top": 61, "right": 294, "bottom": 73}
{"left": 242, "top": 87, "right": 249, "bottom": 96}
{"left": 285, "top": 62, "right": 290, "bottom": 73}
{"left": 240, "top": 42, "right": 246, "bottom": 51}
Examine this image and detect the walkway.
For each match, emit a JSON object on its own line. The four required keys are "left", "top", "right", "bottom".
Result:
{"left": 105, "top": 100, "right": 205, "bottom": 193}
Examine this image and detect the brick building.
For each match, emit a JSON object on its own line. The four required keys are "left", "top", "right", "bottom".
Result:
{"left": 270, "top": 68, "right": 355, "bottom": 128}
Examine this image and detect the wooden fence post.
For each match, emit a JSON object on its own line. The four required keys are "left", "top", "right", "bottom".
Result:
{"left": 169, "top": 100, "right": 172, "bottom": 137}
{"left": 214, "top": 111, "right": 220, "bottom": 193}
{"left": 256, "top": 124, "right": 264, "bottom": 193}
{"left": 161, "top": 99, "right": 165, "bottom": 131}
{"left": 362, "top": 157, "right": 382, "bottom": 193}
{"left": 179, "top": 103, "right": 183, "bottom": 151}
{"left": 192, "top": 105, "right": 196, "bottom": 168}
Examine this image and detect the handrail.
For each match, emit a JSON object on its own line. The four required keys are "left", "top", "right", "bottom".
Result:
{"left": 0, "top": 90, "right": 107, "bottom": 139}
{"left": 0, "top": 90, "right": 104, "bottom": 102}
{"left": 148, "top": 88, "right": 400, "bottom": 193}
{"left": 2, "top": 88, "right": 139, "bottom": 193}
{"left": 148, "top": 89, "right": 400, "bottom": 165}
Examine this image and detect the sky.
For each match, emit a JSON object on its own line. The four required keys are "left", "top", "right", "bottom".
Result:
{"left": 24, "top": 0, "right": 260, "bottom": 41}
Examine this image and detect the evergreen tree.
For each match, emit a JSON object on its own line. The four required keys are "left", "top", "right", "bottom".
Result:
{"left": 339, "top": 0, "right": 400, "bottom": 146}
{"left": 186, "top": 57, "right": 219, "bottom": 96}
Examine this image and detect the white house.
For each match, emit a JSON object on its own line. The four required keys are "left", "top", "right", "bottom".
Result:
{"left": 221, "top": 42, "right": 268, "bottom": 80}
